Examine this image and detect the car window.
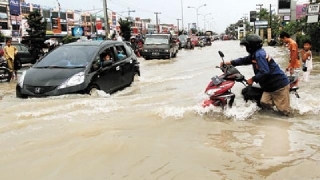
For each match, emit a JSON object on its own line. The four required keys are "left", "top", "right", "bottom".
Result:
{"left": 145, "top": 37, "right": 168, "bottom": 45}
{"left": 99, "top": 47, "right": 115, "bottom": 63}
{"left": 35, "top": 45, "right": 97, "bottom": 68}
{"left": 114, "top": 45, "right": 127, "bottom": 61}
{"left": 124, "top": 44, "right": 132, "bottom": 56}
{"left": 19, "top": 45, "right": 29, "bottom": 52}
{"left": 12, "top": 44, "right": 22, "bottom": 51}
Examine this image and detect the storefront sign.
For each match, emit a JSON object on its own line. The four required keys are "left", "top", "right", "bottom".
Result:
{"left": 308, "top": 4, "right": 320, "bottom": 14}
{"left": 9, "top": 0, "right": 20, "bottom": 15}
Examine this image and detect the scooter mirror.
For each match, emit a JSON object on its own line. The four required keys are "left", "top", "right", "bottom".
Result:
{"left": 218, "top": 51, "right": 224, "bottom": 58}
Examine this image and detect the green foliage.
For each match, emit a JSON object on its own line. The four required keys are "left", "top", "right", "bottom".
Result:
{"left": 25, "top": 11, "right": 47, "bottom": 47}
{"left": 303, "top": 22, "right": 320, "bottom": 53}
{"left": 118, "top": 18, "right": 132, "bottom": 41}
{"left": 190, "top": 28, "right": 197, "bottom": 34}
{"left": 22, "top": 10, "right": 47, "bottom": 59}
{"left": 0, "top": 31, "right": 10, "bottom": 42}
{"left": 62, "top": 35, "right": 78, "bottom": 44}
{"left": 178, "top": 30, "right": 187, "bottom": 35}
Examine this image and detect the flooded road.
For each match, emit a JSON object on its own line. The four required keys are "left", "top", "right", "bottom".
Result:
{"left": 0, "top": 40, "right": 320, "bottom": 180}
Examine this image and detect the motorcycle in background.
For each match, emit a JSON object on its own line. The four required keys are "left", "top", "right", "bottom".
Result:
{"left": 0, "top": 57, "right": 12, "bottom": 82}
{"left": 202, "top": 51, "right": 300, "bottom": 109}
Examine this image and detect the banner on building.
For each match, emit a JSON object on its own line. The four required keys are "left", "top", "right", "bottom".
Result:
{"left": 9, "top": 0, "right": 21, "bottom": 15}
{"left": 21, "top": 19, "right": 29, "bottom": 36}
{"left": 278, "top": 0, "right": 291, "bottom": 14}
{"left": 296, "top": 4, "right": 308, "bottom": 20}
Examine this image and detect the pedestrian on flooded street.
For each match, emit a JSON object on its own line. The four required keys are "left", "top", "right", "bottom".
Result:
{"left": 280, "top": 31, "right": 301, "bottom": 77}
{"left": 3, "top": 39, "right": 18, "bottom": 81}
{"left": 300, "top": 39, "right": 313, "bottom": 82}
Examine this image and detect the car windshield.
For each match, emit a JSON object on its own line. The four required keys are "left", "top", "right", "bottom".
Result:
{"left": 144, "top": 36, "right": 169, "bottom": 45}
{"left": 35, "top": 45, "right": 97, "bottom": 68}
{"left": 178, "top": 35, "right": 188, "bottom": 41}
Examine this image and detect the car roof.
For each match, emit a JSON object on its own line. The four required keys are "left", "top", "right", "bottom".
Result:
{"left": 65, "top": 40, "right": 124, "bottom": 47}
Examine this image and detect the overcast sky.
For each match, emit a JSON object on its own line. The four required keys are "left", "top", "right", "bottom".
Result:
{"left": 27, "top": 0, "right": 309, "bottom": 33}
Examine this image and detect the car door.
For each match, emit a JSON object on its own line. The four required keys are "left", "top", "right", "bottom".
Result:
{"left": 112, "top": 45, "right": 128, "bottom": 89}
{"left": 123, "top": 44, "right": 136, "bottom": 84}
{"left": 16, "top": 44, "right": 34, "bottom": 64}
{"left": 91, "top": 46, "right": 119, "bottom": 93}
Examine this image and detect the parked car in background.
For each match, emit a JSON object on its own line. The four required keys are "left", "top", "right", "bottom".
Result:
{"left": 178, "top": 34, "right": 188, "bottom": 49}
{"left": 0, "top": 42, "right": 37, "bottom": 64}
{"left": 142, "top": 34, "right": 178, "bottom": 60}
{"left": 16, "top": 40, "right": 140, "bottom": 98}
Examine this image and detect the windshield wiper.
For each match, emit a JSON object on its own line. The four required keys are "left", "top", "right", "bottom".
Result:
{"left": 35, "top": 66, "right": 68, "bottom": 69}
{"left": 35, "top": 65, "right": 85, "bottom": 69}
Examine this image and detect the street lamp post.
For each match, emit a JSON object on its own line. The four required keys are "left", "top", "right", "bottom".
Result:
{"left": 180, "top": 0, "right": 184, "bottom": 31}
{"left": 177, "top": 18, "right": 181, "bottom": 32}
{"left": 154, "top": 12, "right": 161, "bottom": 33}
{"left": 203, "top": 13, "right": 211, "bottom": 31}
{"left": 187, "top": 4, "right": 206, "bottom": 31}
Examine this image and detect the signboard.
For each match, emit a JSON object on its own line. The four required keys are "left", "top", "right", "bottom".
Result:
{"left": 52, "top": 17, "right": 61, "bottom": 34}
{"left": 308, "top": 4, "right": 320, "bottom": 14}
{"left": 307, "top": 15, "right": 319, "bottom": 23}
{"left": 250, "top": 11, "right": 256, "bottom": 22}
{"left": 255, "top": 20, "right": 268, "bottom": 28}
{"left": 9, "top": 0, "right": 21, "bottom": 15}
{"left": 278, "top": 0, "right": 291, "bottom": 14}
{"left": 71, "top": 26, "right": 84, "bottom": 37}
{"left": 96, "top": 20, "right": 102, "bottom": 30}
{"left": 283, "top": 15, "right": 291, "bottom": 20}
{"left": 21, "top": 19, "right": 29, "bottom": 36}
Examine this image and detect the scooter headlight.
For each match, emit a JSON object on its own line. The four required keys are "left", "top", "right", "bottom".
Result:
{"left": 58, "top": 72, "right": 85, "bottom": 89}
{"left": 206, "top": 88, "right": 221, "bottom": 96}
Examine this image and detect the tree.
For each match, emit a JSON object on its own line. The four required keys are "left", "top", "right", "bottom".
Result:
{"left": 118, "top": 18, "right": 132, "bottom": 41}
{"left": 22, "top": 10, "right": 47, "bottom": 60}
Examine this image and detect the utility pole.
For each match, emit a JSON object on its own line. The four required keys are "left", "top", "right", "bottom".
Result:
{"left": 180, "top": 0, "right": 184, "bottom": 31}
{"left": 177, "top": 18, "right": 181, "bottom": 32}
{"left": 102, "top": 0, "right": 110, "bottom": 38}
{"left": 127, "top": 8, "right": 136, "bottom": 19}
{"left": 154, "top": 12, "right": 161, "bottom": 33}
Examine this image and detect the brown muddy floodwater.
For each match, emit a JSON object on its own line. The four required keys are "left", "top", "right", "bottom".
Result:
{"left": 0, "top": 40, "right": 320, "bottom": 180}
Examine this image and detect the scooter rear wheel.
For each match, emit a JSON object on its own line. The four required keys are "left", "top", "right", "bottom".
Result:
{"left": 0, "top": 67, "right": 12, "bottom": 82}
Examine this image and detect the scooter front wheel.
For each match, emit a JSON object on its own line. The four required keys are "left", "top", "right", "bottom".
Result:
{"left": 0, "top": 67, "right": 12, "bottom": 82}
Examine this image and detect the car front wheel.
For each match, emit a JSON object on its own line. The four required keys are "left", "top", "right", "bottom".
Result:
{"left": 86, "top": 84, "right": 100, "bottom": 96}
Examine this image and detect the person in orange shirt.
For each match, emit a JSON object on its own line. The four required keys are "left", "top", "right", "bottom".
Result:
{"left": 280, "top": 31, "right": 301, "bottom": 76}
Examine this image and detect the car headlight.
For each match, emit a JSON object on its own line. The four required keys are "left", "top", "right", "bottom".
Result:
{"left": 164, "top": 49, "right": 169, "bottom": 52}
{"left": 58, "top": 72, "right": 85, "bottom": 89}
{"left": 143, "top": 49, "right": 148, "bottom": 52}
{"left": 206, "top": 88, "right": 221, "bottom": 96}
{"left": 18, "top": 71, "right": 26, "bottom": 87}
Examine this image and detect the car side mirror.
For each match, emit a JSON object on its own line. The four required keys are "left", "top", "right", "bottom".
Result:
{"left": 102, "top": 60, "right": 113, "bottom": 67}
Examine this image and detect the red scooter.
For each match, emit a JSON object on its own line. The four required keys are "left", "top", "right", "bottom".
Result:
{"left": 202, "top": 51, "right": 300, "bottom": 109}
